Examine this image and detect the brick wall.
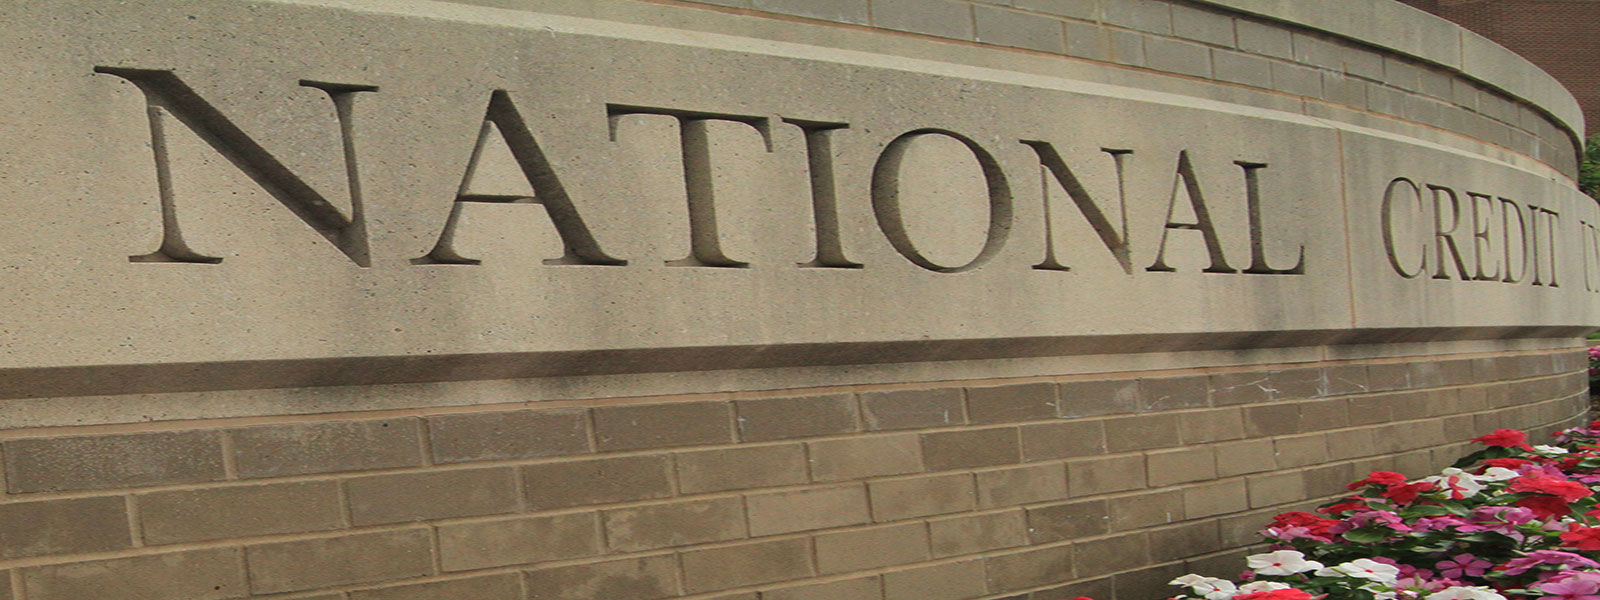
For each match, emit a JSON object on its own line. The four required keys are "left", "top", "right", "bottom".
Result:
{"left": 1400, "top": 0, "right": 1600, "bottom": 136}
{"left": 0, "top": 350, "right": 1586, "bottom": 599}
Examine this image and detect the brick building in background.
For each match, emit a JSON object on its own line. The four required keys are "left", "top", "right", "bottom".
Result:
{"left": 1401, "top": 0, "right": 1600, "bottom": 138}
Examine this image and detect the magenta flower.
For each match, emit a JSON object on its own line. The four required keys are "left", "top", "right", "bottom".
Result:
{"left": 1538, "top": 578, "right": 1600, "bottom": 600}
{"left": 1437, "top": 553, "right": 1492, "bottom": 579}
{"left": 1500, "top": 551, "right": 1600, "bottom": 576}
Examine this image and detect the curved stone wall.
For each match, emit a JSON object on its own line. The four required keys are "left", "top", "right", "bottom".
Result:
{"left": 0, "top": 1, "right": 1593, "bottom": 599}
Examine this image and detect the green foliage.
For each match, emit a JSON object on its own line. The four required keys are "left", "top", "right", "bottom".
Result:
{"left": 1583, "top": 134, "right": 1600, "bottom": 199}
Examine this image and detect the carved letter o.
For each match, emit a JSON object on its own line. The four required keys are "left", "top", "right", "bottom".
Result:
{"left": 870, "top": 129, "right": 1013, "bottom": 273}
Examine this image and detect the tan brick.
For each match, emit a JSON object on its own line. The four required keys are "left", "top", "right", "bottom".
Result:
{"left": 868, "top": 473, "right": 976, "bottom": 521}
{"left": 860, "top": 388, "right": 966, "bottom": 430}
{"left": 1115, "top": 562, "right": 1188, "bottom": 600}
{"left": 1103, "top": 414, "right": 1181, "bottom": 452}
{"left": 246, "top": 528, "right": 434, "bottom": 593}
{"left": 676, "top": 444, "right": 807, "bottom": 494}
{"left": 524, "top": 555, "right": 678, "bottom": 600}
{"left": 966, "top": 383, "right": 1058, "bottom": 424}
{"left": 976, "top": 463, "right": 1067, "bottom": 508}
{"left": 1184, "top": 479, "right": 1248, "bottom": 518}
{"left": 1236, "top": 19, "right": 1291, "bottom": 58}
{"left": 808, "top": 434, "right": 923, "bottom": 481}
{"left": 426, "top": 409, "right": 589, "bottom": 463}
{"left": 1110, "top": 489, "right": 1184, "bottom": 530}
{"left": 1073, "top": 532, "right": 1148, "bottom": 577}
{"left": 872, "top": 0, "right": 973, "bottom": 39}
{"left": 1248, "top": 472, "right": 1307, "bottom": 508}
{"left": 747, "top": 484, "right": 871, "bottom": 536}
{"left": 1058, "top": 379, "right": 1140, "bottom": 417}
{"left": 1149, "top": 521, "right": 1222, "bottom": 562}
{"left": 1139, "top": 375, "right": 1210, "bottom": 411}
{"left": 0, "top": 496, "right": 129, "bottom": 559}
{"left": 922, "top": 428, "right": 1021, "bottom": 470}
{"left": 1214, "top": 438, "right": 1276, "bottom": 477}
{"left": 0, "top": 572, "right": 10, "bottom": 600}
{"left": 232, "top": 419, "right": 423, "bottom": 478}
{"left": 522, "top": 454, "right": 673, "bottom": 509}
{"left": 591, "top": 401, "right": 732, "bottom": 451}
{"left": 1066, "top": 454, "right": 1146, "bottom": 496}
{"left": 437, "top": 513, "right": 600, "bottom": 571}
{"left": 1147, "top": 447, "right": 1217, "bottom": 486}
{"left": 347, "top": 467, "right": 518, "bottom": 526}
{"left": 815, "top": 522, "right": 930, "bottom": 574}
{"left": 1026, "top": 500, "right": 1109, "bottom": 543}
{"left": 762, "top": 576, "right": 881, "bottom": 600}
{"left": 1019, "top": 420, "right": 1106, "bottom": 461}
{"left": 603, "top": 497, "right": 747, "bottom": 552}
{"left": 985, "top": 545, "right": 1074, "bottom": 593}
{"left": 349, "top": 573, "right": 522, "bottom": 600}
{"left": 930, "top": 510, "right": 1028, "bottom": 557}
{"left": 1101, "top": 0, "right": 1172, "bottom": 34}
{"left": 974, "top": 5, "right": 1064, "bottom": 52}
{"left": 1172, "top": 3, "right": 1235, "bottom": 46}
{"left": 682, "top": 537, "right": 814, "bottom": 591}
{"left": 1366, "top": 362, "right": 1411, "bottom": 391}
{"left": 1298, "top": 398, "right": 1350, "bottom": 428}
{"left": 884, "top": 559, "right": 987, "bottom": 600}
{"left": 1243, "top": 403, "right": 1301, "bottom": 437}
{"left": 1326, "top": 427, "right": 1378, "bottom": 460}
{"left": 1179, "top": 408, "right": 1246, "bottom": 443}
{"left": 735, "top": 394, "right": 857, "bottom": 441}
{"left": 4, "top": 430, "right": 225, "bottom": 492}
{"left": 1272, "top": 434, "right": 1328, "bottom": 469}
{"left": 140, "top": 481, "right": 342, "bottom": 545}
{"left": 22, "top": 548, "right": 246, "bottom": 600}
{"left": 1209, "top": 371, "right": 1274, "bottom": 406}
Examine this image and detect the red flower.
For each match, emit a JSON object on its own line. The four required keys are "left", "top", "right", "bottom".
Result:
{"left": 1347, "top": 471, "right": 1408, "bottom": 490}
{"left": 1562, "top": 524, "right": 1600, "bottom": 550}
{"left": 1509, "top": 475, "right": 1593, "bottom": 502}
{"left": 1516, "top": 495, "right": 1574, "bottom": 519}
{"left": 1234, "top": 590, "right": 1313, "bottom": 600}
{"left": 1267, "top": 511, "right": 1338, "bottom": 538}
{"left": 1482, "top": 458, "right": 1532, "bottom": 470}
{"left": 1472, "top": 429, "right": 1533, "bottom": 450}
{"left": 1381, "top": 481, "right": 1436, "bottom": 505}
{"left": 1319, "top": 497, "right": 1370, "bottom": 514}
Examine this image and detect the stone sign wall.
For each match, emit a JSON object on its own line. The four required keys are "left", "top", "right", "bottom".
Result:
{"left": 0, "top": 0, "right": 1593, "bottom": 599}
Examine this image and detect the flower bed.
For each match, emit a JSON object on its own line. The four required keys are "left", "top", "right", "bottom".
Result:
{"left": 1158, "top": 422, "right": 1600, "bottom": 600}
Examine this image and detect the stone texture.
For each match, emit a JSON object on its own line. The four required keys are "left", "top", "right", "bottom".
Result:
{"left": 966, "top": 382, "right": 1057, "bottom": 424}
{"left": 764, "top": 576, "right": 881, "bottom": 600}
{"left": 592, "top": 402, "right": 733, "bottom": 451}
{"left": 0, "top": 496, "right": 130, "bottom": 559}
{"left": 681, "top": 537, "right": 814, "bottom": 592}
{"left": 861, "top": 389, "right": 966, "bottom": 430}
{"left": 815, "top": 522, "right": 930, "bottom": 573}
{"left": 808, "top": 433, "right": 923, "bottom": 481}
{"left": 139, "top": 481, "right": 343, "bottom": 544}
{"left": 245, "top": 529, "right": 434, "bottom": 593}
{"left": 346, "top": 467, "right": 518, "bottom": 525}
{"left": 675, "top": 444, "right": 808, "bottom": 493}
{"left": 930, "top": 510, "right": 1028, "bottom": 556}
{"left": 437, "top": 513, "right": 601, "bottom": 571}
{"left": 985, "top": 546, "right": 1075, "bottom": 593}
{"left": 4, "top": 431, "right": 225, "bottom": 492}
{"left": 869, "top": 473, "right": 977, "bottom": 521}
{"left": 884, "top": 560, "right": 988, "bottom": 600}
{"left": 522, "top": 455, "right": 674, "bottom": 509}
{"left": 426, "top": 409, "right": 589, "bottom": 463}
{"left": 1027, "top": 500, "right": 1109, "bottom": 542}
{"left": 232, "top": 419, "right": 423, "bottom": 478}
{"left": 602, "top": 497, "right": 748, "bottom": 551}
{"left": 976, "top": 462, "right": 1068, "bottom": 507}
{"left": 735, "top": 394, "right": 857, "bottom": 441}
{"left": 746, "top": 484, "right": 871, "bottom": 535}
{"left": 349, "top": 574, "right": 522, "bottom": 600}
{"left": 974, "top": 6, "right": 1064, "bottom": 53}
{"left": 22, "top": 548, "right": 247, "bottom": 600}
{"left": 921, "top": 427, "right": 1021, "bottom": 470}
{"left": 872, "top": 0, "right": 973, "bottom": 39}
{"left": 525, "top": 555, "right": 678, "bottom": 600}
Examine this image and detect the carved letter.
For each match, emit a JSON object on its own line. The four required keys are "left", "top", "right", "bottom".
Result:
{"left": 1019, "top": 141, "right": 1132, "bottom": 274}
{"left": 1237, "top": 162, "right": 1306, "bottom": 275}
{"left": 1500, "top": 197, "right": 1527, "bottom": 284}
{"left": 608, "top": 104, "right": 772, "bottom": 268}
{"left": 871, "top": 129, "right": 1013, "bottom": 273}
{"left": 95, "top": 68, "right": 376, "bottom": 266}
{"left": 1147, "top": 151, "right": 1235, "bottom": 273}
{"left": 784, "top": 118, "right": 861, "bottom": 268}
{"left": 1533, "top": 206, "right": 1561, "bottom": 287}
{"left": 417, "top": 91, "right": 624, "bottom": 266}
{"left": 1466, "top": 192, "right": 1499, "bottom": 281}
{"left": 1427, "top": 184, "right": 1470, "bottom": 280}
{"left": 1382, "top": 178, "right": 1427, "bottom": 279}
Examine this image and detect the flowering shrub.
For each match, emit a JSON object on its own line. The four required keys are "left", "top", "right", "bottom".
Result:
{"left": 1162, "top": 422, "right": 1600, "bottom": 600}
{"left": 1588, "top": 346, "right": 1600, "bottom": 397}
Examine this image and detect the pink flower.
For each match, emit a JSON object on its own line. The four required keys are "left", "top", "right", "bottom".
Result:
{"left": 1436, "top": 553, "right": 1492, "bottom": 579}
{"left": 1538, "top": 578, "right": 1600, "bottom": 600}
{"left": 1499, "top": 551, "right": 1600, "bottom": 576}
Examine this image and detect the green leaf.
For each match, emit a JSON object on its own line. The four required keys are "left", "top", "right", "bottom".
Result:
{"left": 1341, "top": 527, "right": 1389, "bottom": 543}
{"left": 1402, "top": 505, "right": 1450, "bottom": 517}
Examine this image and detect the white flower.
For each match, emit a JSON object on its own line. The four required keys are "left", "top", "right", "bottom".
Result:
{"left": 1169, "top": 574, "right": 1237, "bottom": 600}
{"left": 1424, "top": 468, "right": 1485, "bottom": 498}
{"left": 1246, "top": 550, "right": 1324, "bottom": 576}
{"left": 1315, "top": 559, "right": 1400, "bottom": 583}
{"left": 1534, "top": 445, "right": 1569, "bottom": 455}
{"left": 1238, "top": 582, "right": 1292, "bottom": 592}
{"left": 1475, "top": 467, "right": 1520, "bottom": 482}
{"left": 1426, "top": 586, "right": 1509, "bottom": 600}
